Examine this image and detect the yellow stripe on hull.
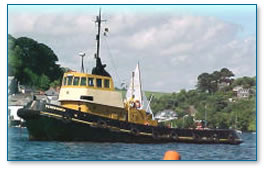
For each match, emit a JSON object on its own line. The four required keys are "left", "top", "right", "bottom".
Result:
{"left": 40, "top": 112, "right": 63, "bottom": 118}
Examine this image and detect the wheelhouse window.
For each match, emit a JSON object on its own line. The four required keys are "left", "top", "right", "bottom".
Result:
{"left": 63, "top": 77, "right": 67, "bottom": 86}
{"left": 104, "top": 79, "right": 110, "bottom": 88}
{"left": 88, "top": 78, "right": 94, "bottom": 87}
{"left": 67, "top": 76, "right": 73, "bottom": 85}
{"left": 73, "top": 77, "right": 80, "bottom": 86}
{"left": 96, "top": 78, "right": 102, "bottom": 88}
{"left": 80, "top": 77, "right": 86, "bottom": 86}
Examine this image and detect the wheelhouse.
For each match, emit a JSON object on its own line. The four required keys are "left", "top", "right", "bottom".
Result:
{"left": 58, "top": 71, "right": 124, "bottom": 110}
{"left": 61, "top": 72, "right": 114, "bottom": 91}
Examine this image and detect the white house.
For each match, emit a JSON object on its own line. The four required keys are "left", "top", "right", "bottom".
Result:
{"left": 233, "top": 86, "right": 250, "bottom": 98}
{"left": 155, "top": 110, "right": 178, "bottom": 122}
{"left": 8, "top": 76, "right": 15, "bottom": 94}
{"left": 8, "top": 94, "right": 32, "bottom": 123}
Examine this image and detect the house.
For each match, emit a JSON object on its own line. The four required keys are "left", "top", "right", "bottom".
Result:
{"left": 8, "top": 76, "right": 16, "bottom": 95}
{"left": 18, "top": 84, "right": 34, "bottom": 94}
{"left": 233, "top": 86, "right": 251, "bottom": 99}
{"left": 8, "top": 94, "right": 32, "bottom": 127}
{"left": 154, "top": 110, "right": 178, "bottom": 122}
{"left": 8, "top": 76, "right": 14, "bottom": 87}
{"left": 45, "top": 87, "right": 60, "bottom": 101}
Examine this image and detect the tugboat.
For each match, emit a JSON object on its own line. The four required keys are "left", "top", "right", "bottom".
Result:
{"left": 17, "top": 10, "right": 243, "bottom": 144}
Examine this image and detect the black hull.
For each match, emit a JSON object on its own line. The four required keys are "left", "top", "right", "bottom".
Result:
{"left": 17, "top": 102, "right": 243, "bottom": 144}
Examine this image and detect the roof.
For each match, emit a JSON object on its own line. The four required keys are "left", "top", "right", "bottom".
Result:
{"left": 45, "top": 88, "right": 59, "bottom": 96}
{"left": 155, "top": 109, "right": 178, "bottom": 118}
{"left": 233, "top": 86, "right": 243, "bottom": 92}
{"left": 8, "top": 94, "right": 49, "bottom": 106}
{"left": 64, "top": 71, "right": 113, "bottom": 80}
{"left": 8, "top": 76, "right": 14, "bottom": 80}
{"left": 8, "top": 94, "right": 32, "bottom": 106}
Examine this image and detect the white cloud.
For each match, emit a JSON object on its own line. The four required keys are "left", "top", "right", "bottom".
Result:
{"left": 8, "top": 9, "right": 256, "bottom": 92}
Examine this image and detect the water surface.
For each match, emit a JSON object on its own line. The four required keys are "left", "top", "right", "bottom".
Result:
{"left": 8, "top": 128, "right": 256, "bottom": 160}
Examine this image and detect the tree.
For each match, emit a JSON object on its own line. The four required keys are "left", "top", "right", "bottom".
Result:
{"left": 197, "top": 68, "right": 235, "bottom": 94}
{"left": 220, "top": 68, "right": 234, "bottom": 83}
{"left": 183, "top": 115, "right": 195, "bottom": 128}
{"left": 8, "top": 34, "right": 64, "bottom": 90}
{"left": 50, "top": 79, "right": 61, "bottom": 88}
{"left": 39, "top": 74, "right": 50, "bottom": 90}
{"left": 8, "top": 37, "right": 23, "bottom": 77}
{"left": 232, "top": 76, "right": 256, "bottom": 89}
{"left": 211, "top": 71, "right": 221, "bottom": 83}
{"left": 197, "top": 73, "right": 213, "bottom": 93}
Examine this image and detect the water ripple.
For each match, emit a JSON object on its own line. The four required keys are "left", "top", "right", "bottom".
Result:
{"left": 8, "top": 128, "right": 256, "bottom": 161}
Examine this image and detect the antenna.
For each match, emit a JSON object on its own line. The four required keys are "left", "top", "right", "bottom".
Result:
{"left": 131, "top": 72, "right": 135, "bottom": 99}
{"left": 95, "top": 9, "right": 107, "bottom": 59}
{"left": 79, "top": 52, "right": 86, "bottom": 73}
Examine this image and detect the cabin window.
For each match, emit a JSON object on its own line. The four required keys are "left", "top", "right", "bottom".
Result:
{"left": 88, "top": 78, "right": 94, "bottom": 87}
{"left": 80, "top": 96, "right": 94, "bottom": 101}
{"left": 67, "top": 76, "right": 73, "bottom": 85}
{"left": 63, "top": 77, "right": 67, "bottom": 86}
{"left": 73, "top": 77, "right": 80, "bottom": 86}
{"left": 96, "top": 79, "right": 102, "bottom": 88}
{"left": 104, "top": 79, "right": 110, "bottom": 88}
{"left": 80, "top": 77, "right": 86, "bottom": 86}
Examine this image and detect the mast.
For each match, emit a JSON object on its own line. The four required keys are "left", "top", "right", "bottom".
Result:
{"left": 95, "top": 9, "right": 105, "bottom": 59}
{"left": 131, "top": 72, "right": 135, "bottom": 99}
{"left": 91, "top": 9, "right": 111, "bottom": 77}
{"left": 79, "top": 53, "right": 85, "bottom": 73}
{"left": 137, "top": 62, "right": 143, "bottom": 102}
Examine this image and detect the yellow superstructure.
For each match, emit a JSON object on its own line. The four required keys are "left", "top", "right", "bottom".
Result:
{"left": 59, "top": 71, "right": 123, "bottom": 107}
{"left": 58, "top": 71, "right": 157, "bottom": 126}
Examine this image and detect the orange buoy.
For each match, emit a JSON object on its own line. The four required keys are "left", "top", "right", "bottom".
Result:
{"left": 163, "top": 150, "right": 181, "bottom": 160}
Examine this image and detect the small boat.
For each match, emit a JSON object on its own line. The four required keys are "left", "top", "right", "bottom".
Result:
{"left": 17, "top": 10, "right": 243, "bottom": 145}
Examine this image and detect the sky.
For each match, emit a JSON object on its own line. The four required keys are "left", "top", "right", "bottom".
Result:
{"left": 8, "top": 5, "right": 256, "bottom": 93}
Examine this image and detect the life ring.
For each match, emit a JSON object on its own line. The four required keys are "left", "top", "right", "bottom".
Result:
{"left": 152, "top": 130, "right": 160, "bottom": 139}
{"left": 192, "top": 133, "right": 201, "bottom": 141}
{"left": 228, "top": 134, "right": 235, "bottom": 144}
{"left": 135, "top": 100, "right": 141, "bottom": 108}
{"left": 97, "top": 120, "right": 107, "bottom": 128}
{"left": 170, "top": 132, "right": 178, "bottom": 140}
{"left": 144, "top": 122, "right": 149, "bottom": 126}
{"left": 212, "top": 133, "right": 219, "bottom": 142}
{"left": 130, "top": 127, "right": 140, "bottom": 136}
{"left": 62, "top": 113, "right": 72, "bottom": 123}
{"left": 129, "top": 101, "right": 135, "bottom": 108}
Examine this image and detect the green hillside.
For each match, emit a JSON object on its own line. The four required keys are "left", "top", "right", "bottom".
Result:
{"left": 149, "top": 69, "right": 256, "bottom": 132}
{"left": 116, "top": 89, "right": 170, "bottom": 99}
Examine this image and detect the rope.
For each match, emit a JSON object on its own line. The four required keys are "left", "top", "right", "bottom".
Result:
{"left": 103, "top": 36, "right": 123, "bottom": 86}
